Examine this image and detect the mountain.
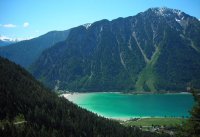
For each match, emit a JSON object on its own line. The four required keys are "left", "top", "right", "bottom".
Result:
{"left": 31, "top": 7, "right": 200, "bottom": 92}
{"left": 0, "top": 57, "right": 169, "bottom": 137}
{"left": 0, "top": 30, "right": 70, "bottom": 68}
{"left": 0, "top": 36, "right": 18, "bottom": 46}
{"left": 0, "top": 40, "right": 16, "bottom": 46}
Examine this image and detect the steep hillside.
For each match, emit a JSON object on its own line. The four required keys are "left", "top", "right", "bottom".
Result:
{"left": 31, "top": 7, "right": 200, "bottom": 92}
{"left": 0, "top": 56, "right": 170, "bottom": 137}
{"left": 0, "top": 30, "right": 70, "bottom": 68}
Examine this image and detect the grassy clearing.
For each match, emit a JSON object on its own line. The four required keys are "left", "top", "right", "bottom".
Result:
{"left": 122, "top": 117, "right": 187, "bottom": 127}
{"left": 135, "top": 46, "right": 160, "bottom": 91}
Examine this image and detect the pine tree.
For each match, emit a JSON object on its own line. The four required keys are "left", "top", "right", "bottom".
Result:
{"left": 177, "top": 89, "right": 200, "bottom": 137}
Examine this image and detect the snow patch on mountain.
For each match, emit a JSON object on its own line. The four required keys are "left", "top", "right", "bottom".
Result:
{"left": 150, "top": 7, "right": 183, "bottom": 18}
{"left": 175, "top": 18, "right": 181, "bottom": 22}
{"left": 0, "top": 35, "right": 32, "bottom": 42}
{"left": 83, "top": 23, "right": 91, "bottom": 29}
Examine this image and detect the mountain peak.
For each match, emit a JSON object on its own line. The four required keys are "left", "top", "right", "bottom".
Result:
{"left": 146, "top": 7, "right": 183, "bottom": 17}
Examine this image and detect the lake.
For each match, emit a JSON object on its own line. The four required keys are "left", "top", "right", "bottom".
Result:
{"left": 63, "top": 92, "right": 194, "bottom": 119}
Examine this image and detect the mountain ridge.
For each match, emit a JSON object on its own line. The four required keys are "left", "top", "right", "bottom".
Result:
{"left": 31, "top": 7, "right": 200, "bottom": 92}
{"left": 0, "top": 30, "right": 70, "bottom": 68}
{"left": 1, "top": 7, "right": 199, "bottom": 92}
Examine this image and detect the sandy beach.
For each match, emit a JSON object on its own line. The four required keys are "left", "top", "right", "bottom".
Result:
{"left": 60, "top": 92, "right": 88, "bottom": 102}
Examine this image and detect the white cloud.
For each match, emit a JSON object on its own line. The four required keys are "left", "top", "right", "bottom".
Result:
{"left": 3, "top": 24, "right": 16, "bottom": 28}
{"left": 23, "top": 22, "right": 29, "bottom": 28}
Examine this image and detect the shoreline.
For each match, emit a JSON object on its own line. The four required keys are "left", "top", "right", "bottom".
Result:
{"left": 109, "top": 116, "right": 187, "bottom": 122}
{"left": 55, "top": 87, "right": 193, "bottom": 95}
{"left": 93, "top": 114, "right": 189, "bottom": 121}
{"left": 59, "top": 91, "right": 192, "bottom": 96}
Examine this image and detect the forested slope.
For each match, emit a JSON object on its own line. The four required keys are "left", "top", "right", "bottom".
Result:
{"left": 0, "top": 57, "right": 169, "bottom": 137}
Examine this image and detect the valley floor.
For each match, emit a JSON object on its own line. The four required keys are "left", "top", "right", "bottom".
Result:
{"left": 120, "top": 117, "right": 186, "bottom": 135}
{"left": 120, "top": 117, "right": 186, "bottom": 126}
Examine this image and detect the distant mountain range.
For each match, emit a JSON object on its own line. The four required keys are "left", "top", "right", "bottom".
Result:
{"left": 0, "top": 40, "right": 15, "bottom": 46}
{"left": 0, "top": 36, "right": 17, "bottom": 46}
{"left": 0, "top": 35, "right": 29, "bottom": 46}
{"left": 1, "top": 7, "right": 200, "bottom": 92}
{"left": 0, "top": 30, "right": 70, "bottom": 68}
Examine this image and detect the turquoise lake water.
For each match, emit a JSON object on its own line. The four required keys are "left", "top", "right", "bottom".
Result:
{"left": 66, "top": 93, "right": 194, "bottom": 118}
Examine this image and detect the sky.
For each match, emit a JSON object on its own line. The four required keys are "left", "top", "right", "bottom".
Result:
{"left": 0, "top": 0, "right": 200, "bottom": 40}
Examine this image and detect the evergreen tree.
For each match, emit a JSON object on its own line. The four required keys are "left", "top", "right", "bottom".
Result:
{"left": 177, "top": 89, "right": 200, "bottom": 137}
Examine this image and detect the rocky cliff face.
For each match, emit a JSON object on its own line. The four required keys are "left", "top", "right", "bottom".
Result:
{"left": 31, "top": 7, "right": 200, "bottom": 92}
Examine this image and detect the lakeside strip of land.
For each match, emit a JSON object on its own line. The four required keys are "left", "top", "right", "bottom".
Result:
{"left": 59, "top": 91, "right": 192, "bottom": 96}
{"left": 118, "top": 117, "right": 187, "bottom": 126}
{"left": 109, "top": 116, "right": 187, "bottom": 121}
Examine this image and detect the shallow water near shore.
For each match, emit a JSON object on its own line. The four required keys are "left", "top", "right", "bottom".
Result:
{"left": 63, "top": 92, "right": 194, "bottom": 118}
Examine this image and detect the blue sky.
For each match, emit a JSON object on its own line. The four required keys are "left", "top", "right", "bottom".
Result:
{"left": 0, "top": 0, "right": 200, "bottom": 40}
